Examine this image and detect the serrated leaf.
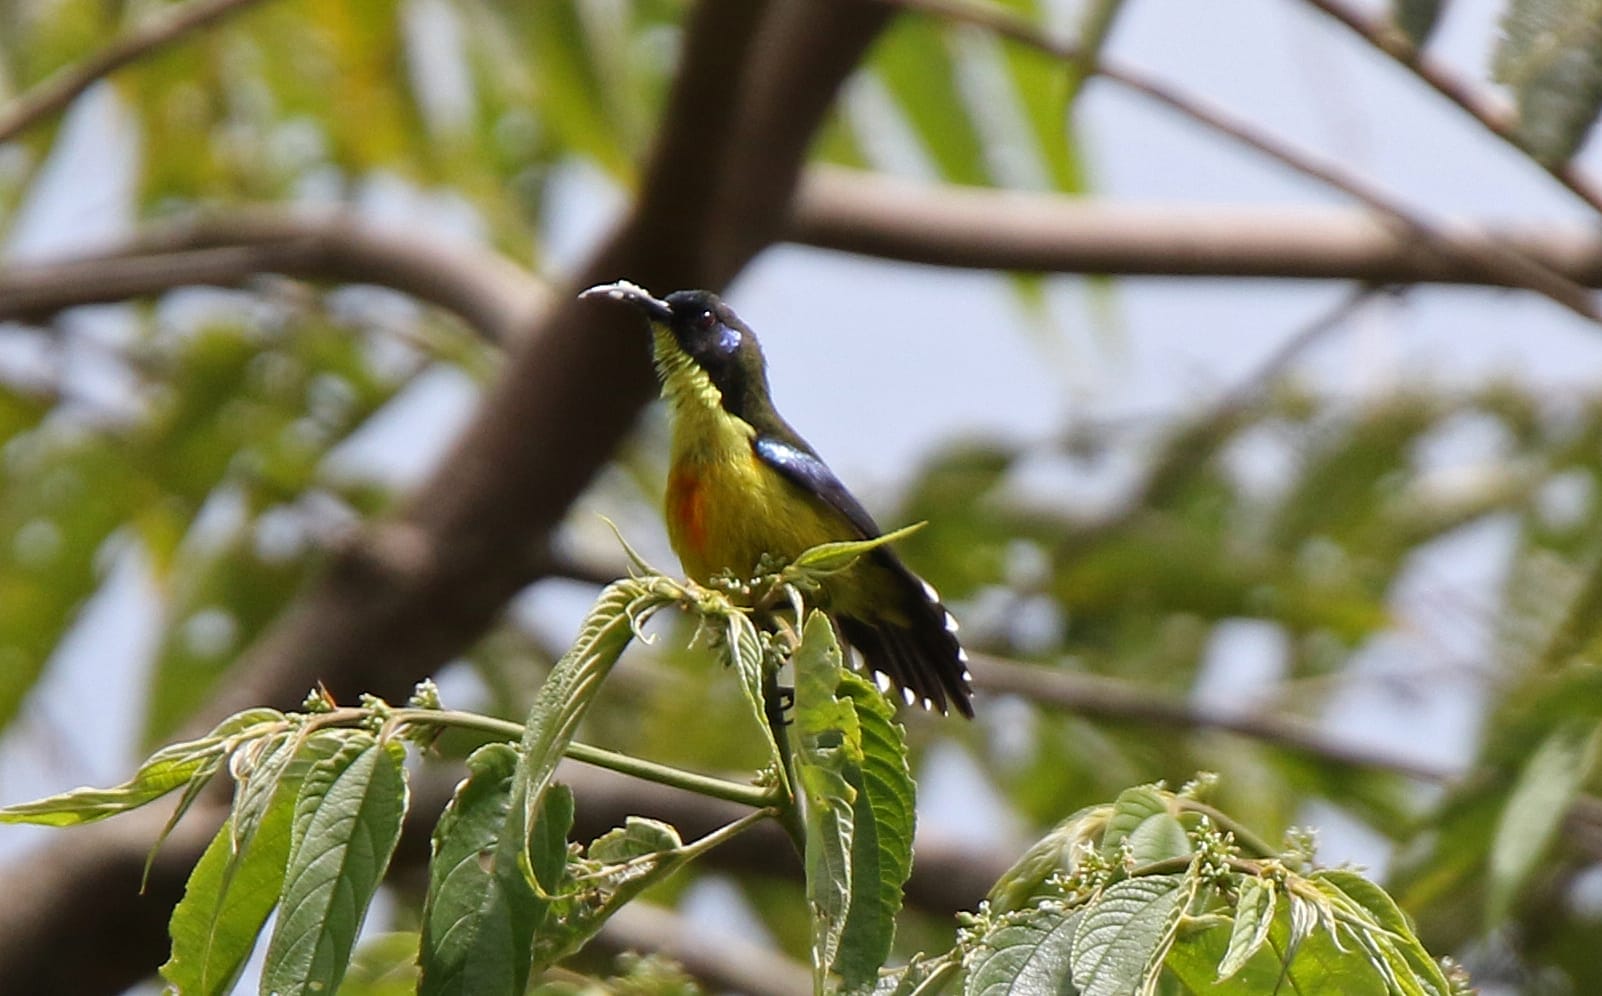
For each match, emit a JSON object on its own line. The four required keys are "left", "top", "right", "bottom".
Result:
{"left": 261, "top": 735, "right": 409, "bottom": 996}
{"left": 420, "top": 743, "right": 572, "bottom": 996}
{"left": 1487, "top": 718, "right": 1601, "bottom": 924}
{"left": 794, "top": 611, "right": 859, "bottom": 991}
{"left": 1494, "top": 0, "right": 1602, "bottom": 164}
{"left": 1217, "top": 877, "right": 1276, "bottom": 982}
{"left": 228, "top": 730, "right": 298, "bottom": 854}
{"left": 1102, "top": 786, "right": 1189, "bottom": 865}
{"left": 1071, "top": 873, "right": 1193, "bottom": 996}
{"left": 964, "top": 910, "right": 1083, "bottom": 995}
{"left": 0, "top": 708, "right": 284, "bottom": 826}
{"left": 835, "top": 669, "right": 917, "bottom": 988}
{"left": 161, "top": 733, "right": 341, "bottom": 996}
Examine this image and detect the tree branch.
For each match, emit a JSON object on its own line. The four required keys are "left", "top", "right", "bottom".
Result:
{"left": 969, "top": 652, "right": 1451, "bottom": 783}
{"left": 874, "top": 0, "right": 1602, "bottom": 322}
{"left": 0, "top": 0, "right": 267, "bottom": 145}
{"left": 792, "top": 168, "right": 1602, "bottom": 286}
{"left": 0, "top": 209, "right": 549, "bottom": 342}
{"left": 1299, "top": 0, "right": 1602, "bottom": 217}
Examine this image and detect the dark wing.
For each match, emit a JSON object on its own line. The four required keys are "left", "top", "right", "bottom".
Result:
{"left": 753, "top": 435, "right": 882, "bottom": 539}
{"left": 753, "top": 434, "right": 975, "bottom": 717}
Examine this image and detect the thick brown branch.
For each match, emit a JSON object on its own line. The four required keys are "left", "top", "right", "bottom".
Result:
{"left": 0, "top": 0, "right": 266, "bottom": 144}
{"left": 792, "top": 169, "right": 1602, "bottom": 286}
{"left": 0, "top": 210, "right": 549, "bottom": 341}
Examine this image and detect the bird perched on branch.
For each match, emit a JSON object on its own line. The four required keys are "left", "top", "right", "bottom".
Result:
{"left": 582, "top": 281, "right": 974, "bottom": 717}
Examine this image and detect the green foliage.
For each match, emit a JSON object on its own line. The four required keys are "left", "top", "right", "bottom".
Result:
{"left": 1495, "top": 0, "right": 1602, "bottom": 163}
{"left": 1, "top": 554, "right": 1455, "bottom": 994}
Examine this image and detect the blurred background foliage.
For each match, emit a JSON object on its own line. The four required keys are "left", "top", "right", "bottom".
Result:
{"left": 4, "top": 0, "right": 1602, "bottom": 993}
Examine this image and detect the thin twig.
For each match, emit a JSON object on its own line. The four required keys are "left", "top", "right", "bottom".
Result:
{"left": 971, "top": 652, "right": 1452, "bottom": 782}
{"left": 874, "top": 0, "right": 1601, "bottom": 323}
{"left": 0, "top": 0, "right": 266, "bottom": 144}
{"left": 1300, "top": 0, "right": 1602, "bottom": 217}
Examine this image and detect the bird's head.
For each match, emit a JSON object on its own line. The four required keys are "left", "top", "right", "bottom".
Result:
{"left": 581, "top": 281, "right": 770, "bottom": 420}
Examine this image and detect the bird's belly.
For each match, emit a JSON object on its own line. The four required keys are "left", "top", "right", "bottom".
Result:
{"left": 666, "top": 452, "right": 835, "bottom": 584}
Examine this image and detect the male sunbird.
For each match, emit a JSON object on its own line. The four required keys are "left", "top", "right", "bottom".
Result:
{"left": 582, "top": 281, "right": 974, "bottom": 717}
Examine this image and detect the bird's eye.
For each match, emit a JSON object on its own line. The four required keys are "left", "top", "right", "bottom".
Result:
{"left": 694, "top": 310, "right": 716, "bottom": 331}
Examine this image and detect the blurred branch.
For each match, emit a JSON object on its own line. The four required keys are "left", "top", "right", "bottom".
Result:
{"left": 970, "top": 652, "right": 1450, "bottom": 782}
{"left": 0, "top": 0, "right": 266, "bottom": 144}
{"left": 0, "top": 209, "right": 549, "bottom": 343}
{"left": 594, "top": 903, "right": 813, "bottom": 996}
{"left": 794, "top": 169, "right": 1602, "bottom": 286}
{"left": 874, "top": 0, "right": 1601, "bottom": 323}
{"left": 1300, "top": 0, "right": 1602, "bottom": 216}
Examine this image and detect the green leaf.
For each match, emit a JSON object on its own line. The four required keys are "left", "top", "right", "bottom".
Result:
{"left": 1071, "top": 873, "right": 1193, "bottom": 996}
{"left": 869, "top": 19, "right": 991, "bottom": 185}
{"left": 519, "top": 0, "right": 635, "bottom": 176}
{"left": 722, "top": 607, "right": 787, "bottom": 793}
{"left": 965, "top": 909, "right": 1083, "bottom": 995}
{"left": 789, "top": 522, "right": 927, "bottom": 577}
{"left": 987, "top": 804, "right": 1113, "bottom": 914}
{"left": 0, "top": 708, "right": 283, "bottom": 826}
{"left": 1393, "top": 0, "right": 1444, "bottom": 45}
{"left": 1101, "top": 786, "right": 1189, "bottom": 865}
{"left": 532, "top": 812, "right": 691, "bottom": 969}
{"left": 340, "top": 932, "right": 422, "bottom": 996}
{"left": 1487, "top": 718, "right": 1602, "bottom": 924}
{"left": 1216, "top": 877, "right": 1275, "bottom": 982}
{"left": 161, "top": 732, "right": 341, "bottom": 995}
{"left": 1494, "top": 0, "right": 1602, "bottom": 164}
{"left": 835, "top": 669, "right": 917, "bottom": 988}
{"left": 420, "top": 743, "right": 572, "bottom": 996}
{"left": 1314, "top": 869, "right": 1452, "bottom": 996}
{"left": 512, "top": 578, "right": 673, "bottom": 886}
{"left": 261, "top": 735, "right": 410, "bottom": 996}
{"left": 794, "top": 611, "right": 859, "bottom": 990}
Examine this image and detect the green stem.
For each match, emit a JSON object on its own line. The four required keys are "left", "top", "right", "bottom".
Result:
{"left": 762, "top": 669, "right": 807, "bottom": 852}
{"left": 1177, "top": 799, "right": 1279, "bottom": 858}
{"left": 385, "top": 708, "right": 780, "bottom": 810}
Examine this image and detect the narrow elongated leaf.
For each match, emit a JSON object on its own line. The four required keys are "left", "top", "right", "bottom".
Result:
{"left": 0, "top": 708, "right": 283, "bottom": 826}
{"left": 161, "top": 732, "right": 342, "bottom": 996}
{"left": 793, "top": 611, "right": 860, "bottom": 989}
{"left": 1071, "top": 873, "right": 1193, "bottom": 996}
{"left": 965, "top": 910, "right": 1083, "bottom": 995}
{"left": 835, "top": 669, "right": 916, "bottom": 988}
{"left": 723, "top": 608, "right": 787, "bottom": 791}
{"left": 870, "top": 19, "right": 990, "bottom": 184}
{"left": 1315, "top": 870, "right": 1452, "bottom": 996}
{"left": 514, "top": 579, "right": 674, "bottom": 884}
{"left": 789, "top": 522, "right": 926, "bottom": 576}
{"left": 1487, "top": 718, "right": 1602, "bottom": 924}
{"left": 261, "top": 735, "right": 410, "bottom": 996}
{"left": 1494, "top": 0, "right": 1602, "bottom": 164}
{"left": 1217, "top": 877, "right": 1276, "bottom": 982}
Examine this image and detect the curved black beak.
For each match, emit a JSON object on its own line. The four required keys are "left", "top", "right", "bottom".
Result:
{"left": 580, "top": 280, "right": 674, "bottom": 322}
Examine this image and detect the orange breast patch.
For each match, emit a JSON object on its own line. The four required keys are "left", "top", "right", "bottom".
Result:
{"left": 665, "top": 465, "right": 708, "bottom": 559}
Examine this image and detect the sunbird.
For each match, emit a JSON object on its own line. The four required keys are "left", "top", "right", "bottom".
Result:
{"left": 582, "top": 281, "right": 975, "bottom": 717}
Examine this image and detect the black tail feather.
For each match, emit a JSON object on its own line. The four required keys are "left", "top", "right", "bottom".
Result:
{"left": 835, "top": 552, "right": 975, "bottom": 718}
